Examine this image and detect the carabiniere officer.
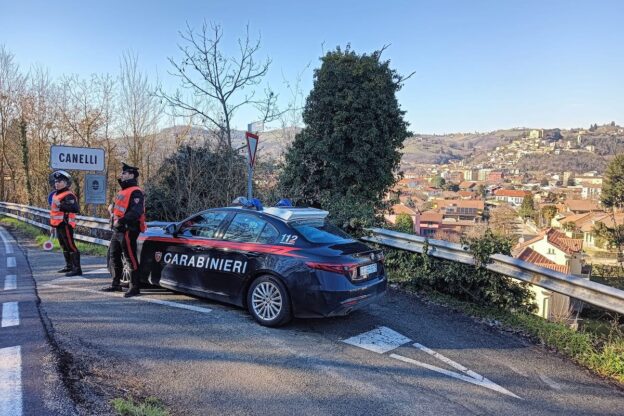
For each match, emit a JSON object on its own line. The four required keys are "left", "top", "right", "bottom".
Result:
{"left": 101, "top": 163, "right": 146, "bottom": 297}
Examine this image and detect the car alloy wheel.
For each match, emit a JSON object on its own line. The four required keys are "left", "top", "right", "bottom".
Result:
{"left": 247, "top": 276, "right": 292, "bottom": 327}
{"left": 252, "top": 281, "right": 282, "bottom": 321}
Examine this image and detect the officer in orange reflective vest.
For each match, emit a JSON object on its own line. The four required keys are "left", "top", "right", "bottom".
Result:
{"left": 101, "top": 163, "right": 146, "bottom": 297}
{"left": 50, "top": 170, "right": 82, "bottom": 276}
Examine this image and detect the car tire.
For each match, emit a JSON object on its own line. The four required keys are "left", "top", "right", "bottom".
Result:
{"left": 247, "top": 275, "right": 292, "bottom": 327}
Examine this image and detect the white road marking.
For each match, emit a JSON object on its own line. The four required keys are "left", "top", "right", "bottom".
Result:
{"left": 344, "top": 326, "right": 521, "bottom": 399}
{"left": 413, "top": 342, "right": 485, "bottom": 381}
{"left": 6, "top": 257, "right": 16, "bottom": 268}
{"left": 390, "top": 353, "right": 521, "bottom": 399}
{"left": 43, "top": 284, "right": 213, "bottom": 313}
{"left": 3, "top": 275, "right": 16, "bottom": 291}
{"left": 1, "top": 302, "right": 19, "bottom": 327}
{"left": 538, "top": 373, "right": 563, "bottom": 391}
{"left": 0, "top": 346, "right": 22, "bottom": 416}
{"left": 0, "top": 227, "right": 14, "bottom": 254}
{"left": 342, "top": 326, "right": 412, "bottom": 354}
{"left": 83, "top": 267, "right": 110, "bottom": 275}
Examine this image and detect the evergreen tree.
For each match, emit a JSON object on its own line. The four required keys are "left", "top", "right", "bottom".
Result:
{"left": 280, "top": 46, "right": 411, "bottom": 232}
{"left": 518, "top": 194, "right": 536, "bottom": 219}
{"left": 597, "top": 154, "right": 624, "bottom": 263}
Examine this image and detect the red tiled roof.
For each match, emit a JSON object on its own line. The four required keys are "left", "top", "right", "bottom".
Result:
{"left": 419, "top": 211, "right": 443, "bottom": 223}
{"left": 514, "top": 228, "right": 583, "bottom": 255}
{"left": 546, "top": 229, "right": 583, "bottom": 254}
{"left": 391, "top": 204, "right": 419, "bottom": 216}
{"left": 516, "top": 247, "right": 570, "bottom": 274}
{"left": 494, "top": 189, "right": 530, "bottom": 198}
{"left": 564, "top": 199, "right": 601, "bottom": 212}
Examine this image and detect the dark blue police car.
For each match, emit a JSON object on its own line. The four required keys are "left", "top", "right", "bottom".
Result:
{"left": 134, "top": 205, "right": 386, "bottom": 326}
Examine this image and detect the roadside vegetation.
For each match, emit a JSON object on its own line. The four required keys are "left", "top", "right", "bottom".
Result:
{"left": 0, "top": 216, "right": 108, "bottom": 256}
{"left": 382, "top": 233, "right": 624, "bottom": 385}
{"left": 111, "top": 397, "right": 169, "bottom": 416}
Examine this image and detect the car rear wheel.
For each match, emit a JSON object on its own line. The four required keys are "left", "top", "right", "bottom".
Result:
{"left": 247, "top": 275, "right": 292, "bottom": 327}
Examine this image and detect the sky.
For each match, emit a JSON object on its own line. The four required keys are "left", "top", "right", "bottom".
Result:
{"left": 1, "top": 0, "right": 623, "bottom": 134}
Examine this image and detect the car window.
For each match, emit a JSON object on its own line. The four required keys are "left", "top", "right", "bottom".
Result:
{"left": 257, "top": 223, "right": 279, "bottom": 244}
{"left": 292, "top": 220, "right": 354, "bottom": 244}
{"left": 223, "top": 213, "right": 267, "bottom": 242}
{"left": 179, "top": 211, "right": 228, "bottom": 238}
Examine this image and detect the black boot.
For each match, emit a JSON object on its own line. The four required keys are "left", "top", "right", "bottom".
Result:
{"left": 101, "top": 285, "right": 123, "bottom": 292}
{"left": 123, "top": 288, "right": 140, "bottom": 298}
{"left": 57, "top": 252, "right": 72, "bottom": 273}
{"left": 65, "top": 252, "right": 82, "bottom": 277}
{"left": 124, "top": 270, "right": 141, "bottom": 298}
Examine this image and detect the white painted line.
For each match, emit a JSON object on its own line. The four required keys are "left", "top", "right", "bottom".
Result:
{"left": 43, "top": 284, "right": 213, "bottom": 313}
{"left": 538, "top": 373, "right": 563, "bottom": 391}
{"left": 390, "top": 353, "right": 521, "bottom": 399}
{"left": 0, "top": 227, "right": 14, "bottom": 255}
{"left": 413, "top": 342, "right": 484, "bottom": 381}
{"left": 83, "top": 267, "right": 110, "bottom": 275}
{"left": 1, "top": 302, "right": 19, "bottom": 327}
{"left": 3, "top": 275, "right": 16, "bottom": 291}
{"left": 0, "top": 346, "right": 22, "bottom": 416}
{"left": 6, "top": 257, "right": 16, "bottom": 268}
{"left": 342, "top": 326, "right": 411, "bottom": 354}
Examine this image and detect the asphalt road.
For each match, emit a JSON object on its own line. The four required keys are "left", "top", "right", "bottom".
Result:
{"left": 2, "top": 225, "right": 624, "bottom": 415}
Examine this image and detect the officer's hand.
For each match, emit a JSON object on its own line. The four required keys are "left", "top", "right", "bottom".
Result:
{"left": 107, "top": 204, "right": 113, "bottom": 214}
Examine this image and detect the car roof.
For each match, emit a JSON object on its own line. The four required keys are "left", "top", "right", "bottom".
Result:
{"left": 204, "top": 206, "right": 329, "bottom": 224}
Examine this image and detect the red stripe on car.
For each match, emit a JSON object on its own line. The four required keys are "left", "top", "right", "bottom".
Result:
{"left": 138, "top": 236, "right": 303, "bottom": 257}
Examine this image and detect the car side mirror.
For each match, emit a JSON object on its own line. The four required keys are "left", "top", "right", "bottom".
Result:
{"left": 165, "top": 223, "right": 178, "bottom": 236}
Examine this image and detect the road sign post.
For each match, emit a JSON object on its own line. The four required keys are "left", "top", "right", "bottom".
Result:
{"left": 245, "top": 131, "right": 259, "bottom": 200}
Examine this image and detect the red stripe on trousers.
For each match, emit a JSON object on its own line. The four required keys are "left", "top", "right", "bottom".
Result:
{"left": 125, "top": 231, "right": 138, "bottom": 270}
{"left": 65, "top": 227, "right": 78, "bottom": 252}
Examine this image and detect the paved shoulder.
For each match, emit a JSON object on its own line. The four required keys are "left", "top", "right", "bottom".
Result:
{"left": 0, "top": 226, "right": 78, "bottom": 416}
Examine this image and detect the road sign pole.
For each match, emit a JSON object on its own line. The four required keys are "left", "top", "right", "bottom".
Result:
{"left": 247, "top": 164, "right": 253, "bottom": 200}
{"left": 245, "top": 129, "right": 259, "bottom": 201}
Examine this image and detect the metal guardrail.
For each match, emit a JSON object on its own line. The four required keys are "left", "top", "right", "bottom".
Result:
{"left": 362, "top": 227, "right": 624, "bottom": 315}
{"left": 0, "top": 202, "right": 170, "bottom": 247}
{"left": 2, "top": 202, "right": 623, "bottom": 315}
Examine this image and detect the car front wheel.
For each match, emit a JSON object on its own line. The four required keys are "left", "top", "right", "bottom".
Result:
{"left": 247, "top": 275, "right": 292, "bottom": 327}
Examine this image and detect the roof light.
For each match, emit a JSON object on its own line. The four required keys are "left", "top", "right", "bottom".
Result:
{"left": 263, "top": 207, "right": 329, "bottom": 222}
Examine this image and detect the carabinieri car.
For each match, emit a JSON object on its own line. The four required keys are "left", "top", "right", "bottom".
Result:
{"left": 133, "top": 205, "right": 386, "bottom": 326}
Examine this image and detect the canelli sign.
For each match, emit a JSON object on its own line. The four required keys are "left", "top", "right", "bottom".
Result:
{"left": 50, "top": 145, "right": 105, "bottom": 171}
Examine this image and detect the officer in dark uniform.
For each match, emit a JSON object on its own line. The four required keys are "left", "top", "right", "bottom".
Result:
{"left": 101, "top": 163, "right": 146, "bottom": 298}
{"left": 49, "top": 170, "right": 82, "bottom": 276}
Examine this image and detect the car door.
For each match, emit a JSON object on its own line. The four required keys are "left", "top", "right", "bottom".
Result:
{"left": 211, "top": 213, "right": 280, "bottom": 298}
{"left": 160, "top": 211, "right": 228, "bottom": 293}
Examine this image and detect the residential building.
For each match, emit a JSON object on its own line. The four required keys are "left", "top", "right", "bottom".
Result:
{"left": 494, "top": 189, "right": 530, "bottom": 206}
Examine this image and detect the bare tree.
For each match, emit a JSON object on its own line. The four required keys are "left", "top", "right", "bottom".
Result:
{"left": 157, "top": 21, "right": 281, "bottom": 203}
{"left": 0, "top": 45, "right": 26, "bottom": 200}
{"left": 118, "top": 51, "right": 163, "bottom": 179}
{"left": 159, "top": 22, "right": 275, "bottom": 149}
{"left": 56, "top": 74, "right": 109, "bottom": 147}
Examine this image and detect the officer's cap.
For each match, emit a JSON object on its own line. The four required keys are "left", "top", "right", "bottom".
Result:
{"left": 121, "top": 162, "right": 139, "bottom": 177}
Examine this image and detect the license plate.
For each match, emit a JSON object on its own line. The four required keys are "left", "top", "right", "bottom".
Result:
{"left": 359, "top": 263, "right": 377, "bottom": 276}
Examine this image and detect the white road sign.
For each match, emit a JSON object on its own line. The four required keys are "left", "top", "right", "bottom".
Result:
{"left": 50, "top": 145, "right": 105, "bottom": 171}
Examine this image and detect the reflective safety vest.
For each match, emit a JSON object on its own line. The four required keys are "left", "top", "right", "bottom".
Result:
{"left": 50, "top": 190, "right": 76, "bottom": 228}
{"left": 113, "top": 186, "right": 147, "bottom": 232}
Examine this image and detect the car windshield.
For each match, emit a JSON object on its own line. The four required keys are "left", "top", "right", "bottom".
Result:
{"left": 291, "top": 220, "right": 354, "bottom": 244}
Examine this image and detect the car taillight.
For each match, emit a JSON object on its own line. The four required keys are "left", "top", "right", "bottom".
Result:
{"left": 305, "top": 262, "right": 358, "bottom": 279}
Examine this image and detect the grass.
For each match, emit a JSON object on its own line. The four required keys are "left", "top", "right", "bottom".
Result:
{"left": 400, "top": 285, "right": 624, "bottom": 384}
{"left": 0, "top": 216, "right": 108, "bottom": 256}
{"left": 111, "top": 397, "right": 169, "bottom": 416}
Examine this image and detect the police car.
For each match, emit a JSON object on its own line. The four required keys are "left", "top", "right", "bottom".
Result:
{"left": 133, "top": 204, "right": 387, "bottom": 327}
